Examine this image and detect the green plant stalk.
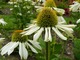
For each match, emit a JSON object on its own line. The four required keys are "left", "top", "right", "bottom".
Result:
{"left": 45, "top": 42, "right": 50, "bottom": 60}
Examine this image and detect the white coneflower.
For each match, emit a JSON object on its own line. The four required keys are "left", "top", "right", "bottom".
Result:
{"left": 0, "top": 18, "right": 7, "bottom": 26}
{"left": 21, "top": 7, "right": 76, "bottom": 42}
{"left": 1, "top": 30, "right": 41, "bottom": 60}
{"left": 35, "top": 0, "right": 65, "bottom": 15}
{"left": 76, "top": 19, "right": 80, "bottom": 23}
{"left": 69, "top": 1, "right": 80, "bottom": 12}
{"left": 35, "top": 6, "right": 65, "bottom": 15}
{"left": 35, "top": 0, "right": 56, "bottom": 12}
{"left": 35, "top": 0, "right": 66, "bottom": 24}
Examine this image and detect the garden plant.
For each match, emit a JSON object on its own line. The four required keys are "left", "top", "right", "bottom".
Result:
{"left": 0, "top": 0, "right": 80, "bottom": 60}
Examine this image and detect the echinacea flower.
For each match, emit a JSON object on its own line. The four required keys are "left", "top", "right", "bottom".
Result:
{"left": 35, "top": 0, "right": 56, "bottom": 12}
{"left": 21, "top": 7, "right": 76, "bottom": 42}
{"left": 70, "top": 1, "right": 80, "bottom": 12}
{"left": 1, "top": 30, "right": 41, "bottom": 60}
{"left": 0, "top": 18, "right": 7, "bottom": 26}
{"left": 35, "top": 0, "right": 66, "bottom": 23}
{"left": 76, "top": 19, "right": 80, "bottom": 23}
{"left": 35, "top": 0, "right": 65, "bottom": 13}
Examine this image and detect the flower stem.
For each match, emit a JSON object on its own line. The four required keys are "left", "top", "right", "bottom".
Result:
{"left": 45, "top": 42, "right": 50, "bottom": 60}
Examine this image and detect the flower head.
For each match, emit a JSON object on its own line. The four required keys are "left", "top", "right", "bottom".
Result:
{"left": 1, "top": 30, "right": 41, "bottom": 60}
{"left": 36, "top": 7, "right": 58, "bottom": 27}
{"left": 21, "top": 7, "right": 76, "bottom": 42}
{"left": 35, "top": 0, "right": 65, "bottom": 16}
{"left": 12, "top": 30, "right": 27, "bottom": 42}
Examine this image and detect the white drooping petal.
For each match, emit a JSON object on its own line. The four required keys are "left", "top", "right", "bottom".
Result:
{"left": 56, "top": 25, "right": 74, "bottom": 33}
{"left": 1, "top": 42, "right": 14, "bottom": 55}
{"left": 44, "top": 28, "right": 49, "bottom": 42}
{"left": 19, "top": 43, "right": 23, "bottom": 59}
{"left": 8, "top": 42, "right": 19, "bottom": 55}
{"left": 76, "top": 19, "right": 80, "bottom": 24}
{"left": 62, "top": 27, "right": 73, "bottom": 33}
{"left": 23, "top": 24, "right": 37, "bottom": 30}
{"left": 19, "top": 42, "right": 28, "bottom": 60}
{"left": 26, "top": 42, "right": 38, "bottom": 53}
{"left": 48, "top": 27, "right": 52, "bottom": 42}
{"left": 58, "top": 16, "right": 66, "bottom": 24}
{"left": 28, "top": 40, "right": 42, "bottom": 50}
{"left": 0, "top": 18, "right": 7, "bottom": 26}
{"left": 60, "top": 25, "right": 77, "bottom": 28}
{"left": 33, "top": 28, "right": 44, "bottom": 41}
{"left": 52, "top": 27, "right": 67, "bottom": 40}
{"left": 56, "top": 25, "right": 73, "bottom": 37}
{"left": 53, "top": 7, "right": 65, "bottom": 14}
{"left": 22, "top": 26, "right": 40, "bottom": 36}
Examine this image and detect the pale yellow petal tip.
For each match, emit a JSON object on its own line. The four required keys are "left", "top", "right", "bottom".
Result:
{"left": 64, "top": 38, "right": 67, "bottom": 40}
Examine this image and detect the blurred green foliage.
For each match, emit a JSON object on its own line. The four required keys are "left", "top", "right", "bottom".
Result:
{"left": 73, "top": 38, "right": 80, "bottom": 60}
{"left": 11, "top": 0, "right": 36, "bottom": 29}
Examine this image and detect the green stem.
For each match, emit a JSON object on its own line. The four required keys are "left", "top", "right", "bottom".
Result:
{"left": 45, "top": 42, "right": 50, "bottom": 60}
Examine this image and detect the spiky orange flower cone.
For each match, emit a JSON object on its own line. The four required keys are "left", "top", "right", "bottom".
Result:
{"left": 12, "top": 30, "right": 27, "bottom": 42}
